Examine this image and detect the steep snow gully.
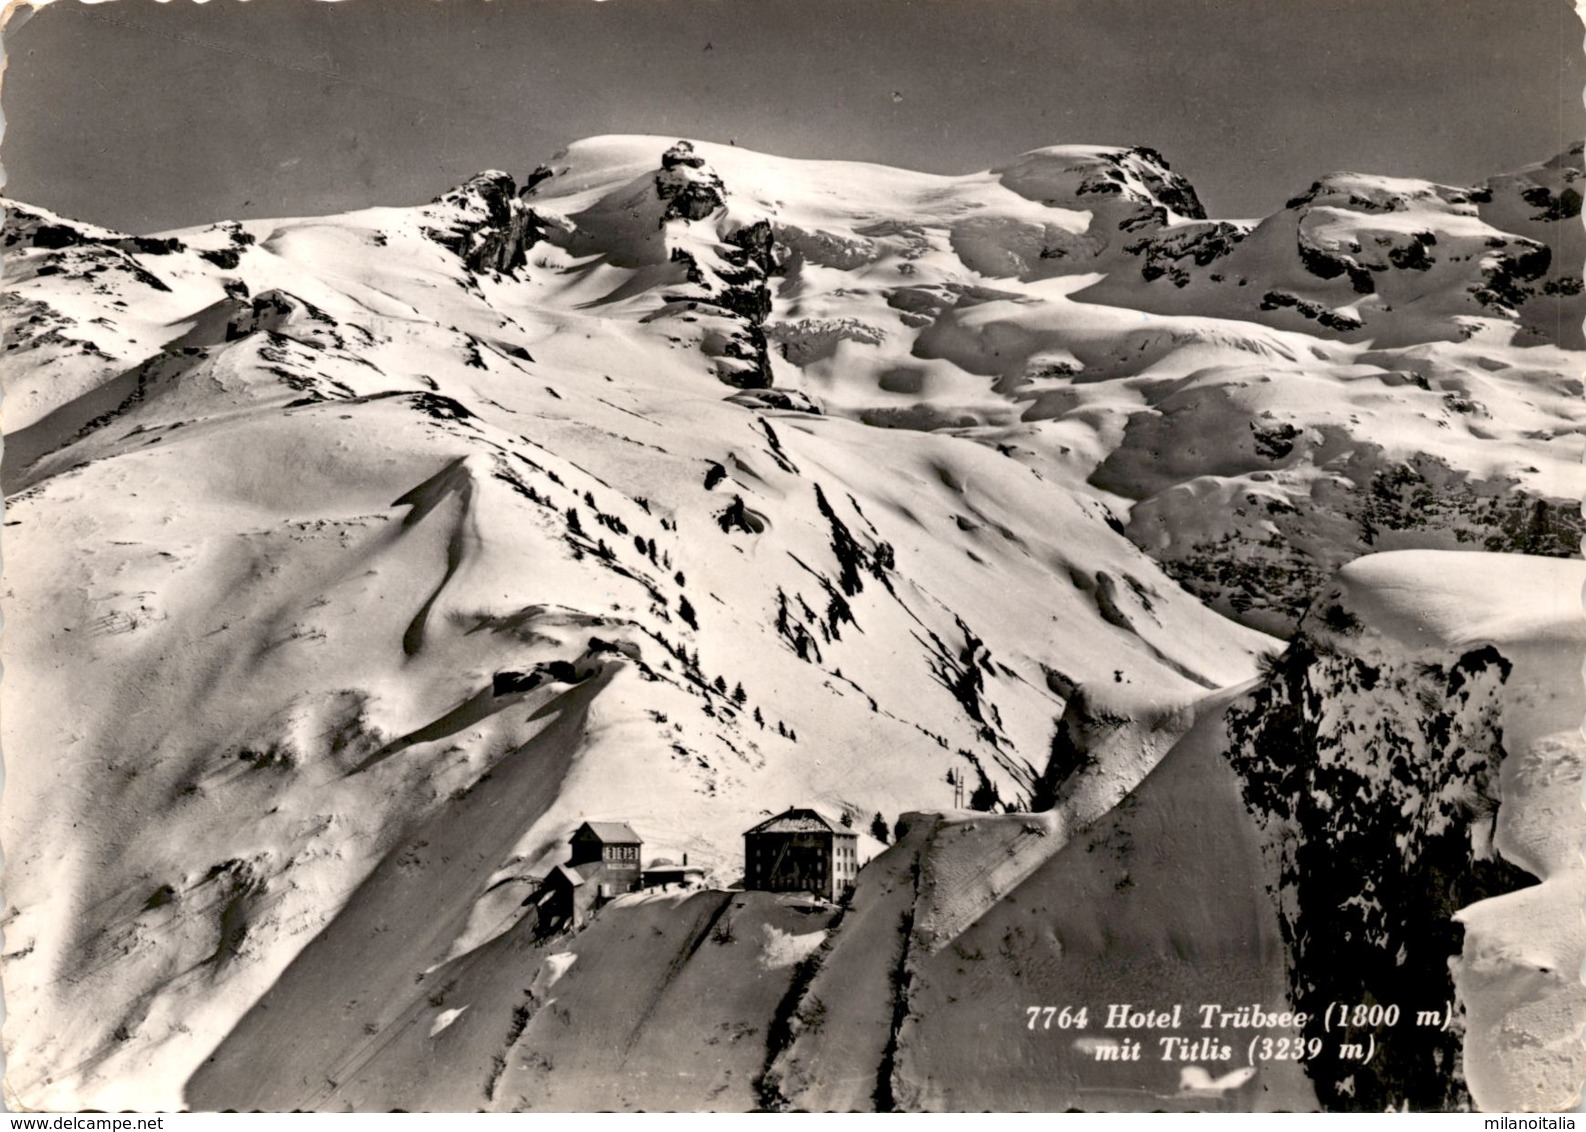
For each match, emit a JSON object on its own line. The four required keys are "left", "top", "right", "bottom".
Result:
{"left": 2, "top": 137, "right": 1582, "bottom": 1111}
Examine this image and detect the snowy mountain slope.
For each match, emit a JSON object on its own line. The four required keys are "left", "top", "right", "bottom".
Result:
{"left": 767, "top": 552, "right": 1583, "bottom": 1113}
{"left": 0, "top": 136, "right": 1579, "bottom": 1111}
{"left": 186, "top": 879, "right": 842, "bottom": 1111}
{"left": 179, "top": 542, "right": 1586, "bottom": 1113}
{"left": 0, "top": 140, "right": 1265, "bottom": 1110}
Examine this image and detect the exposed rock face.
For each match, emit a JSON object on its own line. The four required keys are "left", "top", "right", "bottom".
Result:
{"left": 1113, "top": 441, "right": 1585, "bottom": 636}
{"left": 1064, "top": 146, "right": 1582, "bottom": 352}
{"left": 3, "top": 200, "right": 127, "bottom": 250}
{"left": 521, "top": 164, "right": 555, "bottom": 196}
{"left": 656, "top": 141, "right": 728, "bottom": 222}
{"left": 995, "top": 144, "right": 1206, "bottom": 223}
{"left": 1473, "top": 142, "right": 1586, "bottom": 347}
{"left": 723, "top": 220, "right": 776, "bottom": 303}
{"left": 427, "top": 171, "right": 544, "bottom": 274}
{"left": 766, "top": 317, "right": 888, "bottom": 367}
{"left": 724, "top": 387, "right": 821, "bottom": 413}
{"left": 1126, "top": 219, "right": 1250, "bottom": 286}
{"left": 223, "top": 289, "right": 343, "bottom": 347}
{"left": 1223, "top": 598, "right": 1533, "bottom": 1110}
{"left": 1275, "top": 179, "right": 1555, "bottom": 329}
{"left": 651, "top": 145, "right": 779, "bottom": 388}
{"left": 986, "top": 145, "right": 1211, "bottom": 279}
{"left": 709, "top": 324, "right": 773, "bottom": 388}
{"left": 0, "top": 201, "right": 192, "bottom": 294}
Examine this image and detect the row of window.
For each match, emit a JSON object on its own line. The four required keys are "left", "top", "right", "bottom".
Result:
{"left": 748, "top": 850, "right": 860, "bottom": 874}
{"left": 597, "top": 839, "right": 859, "bottom": 871}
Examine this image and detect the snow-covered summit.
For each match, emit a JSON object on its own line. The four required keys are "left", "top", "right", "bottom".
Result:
{"left": 994, "top": 143, "right": 1206, "bottom": 220}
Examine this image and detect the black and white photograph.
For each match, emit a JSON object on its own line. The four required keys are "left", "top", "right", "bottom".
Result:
{"left": 1, "top": 0, "right": 1583, "bottom": 1112}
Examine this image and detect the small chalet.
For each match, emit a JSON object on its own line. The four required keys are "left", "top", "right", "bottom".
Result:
{"left": 743, "top": 807, "right": 859, "bottom": 903}
{"left": 567, "top": 821, "right": 644, "bottom": 896}
{"left": 535, "top": 863, "right": 589, "bottom": 930}
{"left": 532, "top": 821, "right": 645, "bottom": 932}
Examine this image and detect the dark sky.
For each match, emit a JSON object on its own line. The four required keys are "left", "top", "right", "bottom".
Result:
{"left": 4, "top": 0, "right": 1583, "bottom": 234}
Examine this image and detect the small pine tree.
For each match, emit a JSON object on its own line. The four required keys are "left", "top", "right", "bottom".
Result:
{"left": 583, "top": 490, "right": 596, "bottom": 508}
{"left": 679, "top": 595, "right": 698, "bottom": 629}
{"left": 826, "top": 594, "right": 850, "bottom": 639}
{"left": 566, "top": 508, "right": 583, "bottom": 535}
{"left": 969, "top": 774, "right": 1001, "bottom": 813}
{"left": 753, "top": 706, "right": 764, "bottom": 727}
{"left": 732, "top": 682, "right": 746, "bottom": 705}
{"left": 788, "top": 728, "right": 797, "bottom": 743}
{"left": 870, "top": 812, "right": 890, "bottom": 843}
{"left": 777, "top": 720, "right": 787, "bottom": 737}
{"left": 713, "top": 675, "right": 728, "bottom": 694}
{"left": 675, "top": 571, "right": 686, "bottom": 587}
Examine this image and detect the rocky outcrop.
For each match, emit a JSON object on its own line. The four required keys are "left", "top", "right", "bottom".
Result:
{"left": 995, "top": 144, "right": 1206, "bottom": 224}
{"left": 1469, "top": 241, "right": 1553, "bottom": 316}
{"left": 651, "top": 144, "right": 780, "bottom": 389}
{"left": 724, "top": 388, "right": 822, "bottom": 414}
{"left": 3, "top": 200, "right": 129, "bottom": 250}
{"left": 521, "top": 164, "right": 555, "bottom": 196}
{"left": 766, "top": 317, "right": 888, "bottom": 366}
{"left": 1066, "top": 148, "right": 1584, "bottom": 351}
{"left": 655, "top": 141, "right": 727, "bottom": 222}
{"left": 1112, "top": 436, "right": 1584, "bottom": 637}
{"left": 427, "top": 171, "right": 544, "bottom": 274}
{"left": 1223, "top": 593, "right": 1533, "bottom": 1110}
{"left": 222, "top": 288, "right": 346, "bottom": 350}
{"left": 0, "top": 201, "right": 186, "bottom": 291}
{"left": 1469, "top": 143, "right": 1586, "bottom": 346}
{"left": 1125, "top": 220, "right": 1250, "bottom": 286}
